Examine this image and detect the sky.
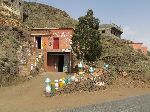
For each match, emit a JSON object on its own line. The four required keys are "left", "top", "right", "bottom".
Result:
{"left": 26, "top": 0, "right": 150, "bottom": 50}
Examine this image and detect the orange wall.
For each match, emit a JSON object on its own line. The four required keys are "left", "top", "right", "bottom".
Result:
{"left": 43, "top": 29, "right": 73, "bottom": 51}
{"left": 141, "top": 46, "right": 147, "bottom": 55}
{"left": 129, "top": 43, "right": 147, "bottom": 55}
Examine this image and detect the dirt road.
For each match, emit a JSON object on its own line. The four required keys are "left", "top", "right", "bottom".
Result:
{"left": 0, "top": 72, "right": 150, "bottom": 112}
{"left": 64, "top": 94, "right": 150, "bottom": 112}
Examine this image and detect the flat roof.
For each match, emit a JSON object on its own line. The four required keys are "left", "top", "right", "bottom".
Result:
{"left": 31, "top": 27, "right": 74, "bottom": 30}
{"left": 99, "top": 24, "right": 123, "bottom": 32}
{"left": 129, "top": 42, "right": 143, "bottom": 44}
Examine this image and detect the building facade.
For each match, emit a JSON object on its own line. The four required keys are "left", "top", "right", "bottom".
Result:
{"left": 99, "top": 23, "right": 123, "bottom": 38}
{"left": 31, "top": 28, "right": 74, "bottom": 72}
{"left": 129, "top": 42, "right": 148, "bottom": 55}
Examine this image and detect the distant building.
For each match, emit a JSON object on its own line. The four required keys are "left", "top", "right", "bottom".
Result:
{"left": 31, "top": 28, "right": 74, "bottom": 72}
{"left": 99, "top": 23, "right": 123, "bottom": 38}
{"left": 129, "top": 42, "right": 148, "bottom": 55}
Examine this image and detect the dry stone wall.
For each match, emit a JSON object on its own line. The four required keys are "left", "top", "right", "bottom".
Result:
{"left": 0, "top": 25, "right": 31, "bottom": 86}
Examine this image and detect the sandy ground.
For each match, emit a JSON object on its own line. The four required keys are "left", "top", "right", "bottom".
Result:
{"left": 0, "top": 72, "right": 150, "bottom": 112}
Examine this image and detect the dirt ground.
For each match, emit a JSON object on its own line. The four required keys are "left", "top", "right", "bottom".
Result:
{"left": 0, "top": 72, "right": 150, "bottom": 112}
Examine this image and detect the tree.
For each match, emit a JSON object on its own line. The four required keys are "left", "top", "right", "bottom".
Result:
{"left": 71, "top": 9, "right": 101, "bottom": 62}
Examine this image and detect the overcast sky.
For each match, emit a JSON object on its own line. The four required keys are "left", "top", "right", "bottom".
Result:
{"left": 25, "top": 0, "right": 150, "bottom": 50}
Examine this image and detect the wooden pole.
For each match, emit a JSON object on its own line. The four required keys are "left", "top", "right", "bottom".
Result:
{"left": 69, "top": 50, "right": 72, "bottom": 74}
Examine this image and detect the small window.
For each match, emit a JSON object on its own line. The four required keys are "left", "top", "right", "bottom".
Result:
{"left": 111, "top": 29, "right": 113, "bottom": 34}
{"left": 19, "top": 2, "right": 21, "bottom": 6}
{"left": 102, "top": 30, "right": 105, "bottom": 33}
{"left": 11, "top": 0, "right": 14, "bottom": 2}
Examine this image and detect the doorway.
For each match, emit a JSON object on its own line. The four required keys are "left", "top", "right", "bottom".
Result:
{"left": 36, "top": 36, "right": 41, "bottom": 49}
{"left": 47, "top": 53, "right": 65, "bottom": 72}
{"left": 58, "top": 55, "right": 64, "bottom": 72}
{"left": 53, "top": 38, "right": 59, "bottom": 49}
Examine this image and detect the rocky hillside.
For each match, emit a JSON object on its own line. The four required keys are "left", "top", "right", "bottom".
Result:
{"left": 23, "top": 1, "right": 78, "bottom": 28}
{"left": 0, "top": 25, "right": 31, "bottom": 86}
{"left": 99, "top": 36, "right": 150, "bottom": 84}
{"left": 1, "top": 1, "right": 149, "bottom": 87}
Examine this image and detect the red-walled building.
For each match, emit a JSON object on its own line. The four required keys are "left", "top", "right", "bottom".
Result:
{"left": 129, "top": 42, "right": 148, "bottom": 55}
{"left": 31, "top": 28, "right": 74, "bottom": 72}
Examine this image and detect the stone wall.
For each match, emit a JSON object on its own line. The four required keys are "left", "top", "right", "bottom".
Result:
{"left": 0, "top": 25, "right": 32, "bottom": 85}
{"left": 0, "top": 0, "right": 23, "bottom": 17}
{"left": 99, "top": 24, "right": 123, "bottom": 38}
{"left": 0, "top": 0, "right": 23, "bottom": 20}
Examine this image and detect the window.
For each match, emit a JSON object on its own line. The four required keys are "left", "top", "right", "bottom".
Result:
{"left": 111, "top": 29, "right": 113, "bottom": 34}
{"left": 102, "top": 30, "right": 105, "bottom": 33}
{"left": 19, "top": 2, "right": 21, "bottom": 6}
{"left": 11, "top": 0, "right": 14, "bottom": 2}
{"left": 53, "top": 38, "right": 59, "bottom": 49}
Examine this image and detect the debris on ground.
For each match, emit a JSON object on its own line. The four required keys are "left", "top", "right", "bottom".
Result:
{"left": 44, "top": 62, "right": 113, "bottom": 97}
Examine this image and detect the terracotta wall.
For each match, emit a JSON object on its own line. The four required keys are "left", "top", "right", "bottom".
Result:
{"left": 141, "top": 46, "right": 147, "bottom": 55}
{"left": 43, "top": 29, "right": 73, "bottom": 51}
{"left": 31, "top": 28, "right": 73, "bottom": 52}
{"left": 129, "top": 43, "right": 147, "bottom": 55}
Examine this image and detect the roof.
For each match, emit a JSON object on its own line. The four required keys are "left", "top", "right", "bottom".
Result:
{"left": 99, "top": 23, "right": 123, "bottom": 32}
{"left": 31, "top": 27, "right": 74, "bottom": 36}
{"left": 99, "top": 24, "right": 113, "bottom": 28}
{"left": 129, "top": 42, "right": 143, "bottom": 44}
{"left": 31, "top": 27, "right": 74, "bottom": 30}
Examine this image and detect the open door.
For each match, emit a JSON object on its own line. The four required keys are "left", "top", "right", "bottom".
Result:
{"left": 35, "top": 36, "right": 41, "bottom": 49}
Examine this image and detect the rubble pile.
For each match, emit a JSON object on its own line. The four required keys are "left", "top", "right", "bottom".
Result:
{"left": 57, "top": 74, "right": 107, "bottom": 95}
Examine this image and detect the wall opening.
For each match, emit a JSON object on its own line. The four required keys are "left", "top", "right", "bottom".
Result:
{"left": 102, "top": 30, "right": 105, "bottom": 33}
{"left": 19, "top": 2, "right": 21, "bottom": 6}
{"left": 36, "top": 36, "right": 41, "bottom": 49}
{"left": 58, "top": 55, "right": 64, "bottom": 72}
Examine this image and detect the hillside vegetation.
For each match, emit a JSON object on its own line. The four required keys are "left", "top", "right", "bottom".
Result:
{"left": 99, "top": 36, "right": 150, "bottom": 84}
{"left": 0, "top": 25, "right": 31, "bottom": 86}
{"left": 23, "top": 2, "right": 78, "bottom": 28}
